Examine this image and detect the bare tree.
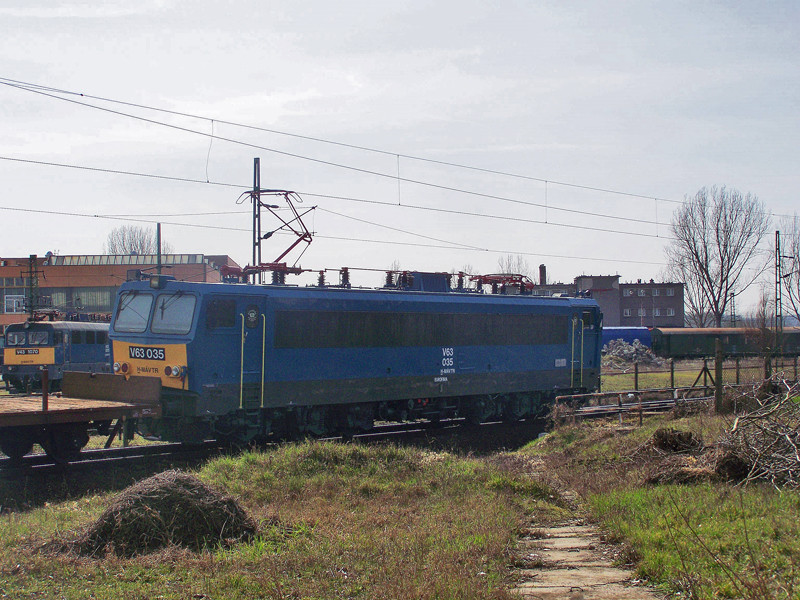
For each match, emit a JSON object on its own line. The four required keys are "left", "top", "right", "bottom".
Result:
{"left": 665, "top": 260, "right": 714, "bottom": 327}
{"left": 665, "top": 186, "right": 771, "bottom": 327}
{"left": 497, "top": 254, "right": 532, "bottom": 277}
{"left": 741, "top": 285, "right": 774, "bottom": 353}
{"left": 779, "top": 214, "right": 800, "bottom": 324}
{"left": 104, "top": 225, "right": 174, "bottom": 255}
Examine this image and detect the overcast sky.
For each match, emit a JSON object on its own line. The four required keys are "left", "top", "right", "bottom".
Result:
{"left": 1, "top": 1, "right": 797, "bottom": 308}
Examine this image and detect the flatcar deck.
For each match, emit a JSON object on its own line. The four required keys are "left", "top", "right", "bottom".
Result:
{"left": 0, "top": 394, "right": 143, "bottom": 428}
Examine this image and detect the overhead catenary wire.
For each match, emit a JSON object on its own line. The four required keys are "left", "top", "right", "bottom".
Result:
{"left": 4, "top": 153, "right": 794, "bottom": 250}
{"left": 0, "top": 78, "right": 789, "bottom": 274}
{"left": 5, "top": 75, "right": 792, "bottom": 222}
{"left": 0, "top": 76, "right": 683, "bottom": 204}
{"left": 0, "top": 155, "right": 674, "bottom": 240}
{"left": 0, "top": 78, "right": 678, "bottom": 228}
{"left": 0, "top": 203, "right": 663, "bottom": 266}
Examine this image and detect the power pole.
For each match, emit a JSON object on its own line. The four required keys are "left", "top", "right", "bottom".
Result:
{"left": 252, "top": 158, "right": 262, "bottom": 284}
{"left": 156, "top": 222, "right": 162, "bottom": 275}
{"left": 23, "top": 254, "right": 45, "bottom": 321}
{"left": 776, "top": 230, "right": 784, "bottom": 356}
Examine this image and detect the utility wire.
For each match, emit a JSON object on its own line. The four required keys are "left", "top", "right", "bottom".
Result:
{"left": 2, "top": 77, "right": 792, "bottom": 222}
{"left": 0, "top": 79, "right": 675, "bottom": 228}
{"left": 316, "top": 207, "right": 489, "bottom": 251}
{"left": 0, "top": 203, "right": 663, "bottom": 266}
{"left": 0, "top": 154, "right": 671, "bottom": 239}
{"left": 0, "top": 76, "right": 682, "bottom": 204}
{"left": 0, "top": 155, "right": 245, "bottom": 189}
{"left": 305, "top": 191, "right": 670, "bottom": 240}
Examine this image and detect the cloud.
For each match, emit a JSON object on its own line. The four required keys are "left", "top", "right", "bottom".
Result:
{"left": 0, "top": 1, "right": 168, "bottom": 19}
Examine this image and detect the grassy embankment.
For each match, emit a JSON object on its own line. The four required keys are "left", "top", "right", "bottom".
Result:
{"left": 524, "top": 413, "right": 800, "bottom": 599}
{"left": 0, "top": 441, "right": 567, "bottom": 599}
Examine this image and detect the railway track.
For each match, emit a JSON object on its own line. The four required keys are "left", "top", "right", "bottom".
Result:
{"left": 553, "top": 387, "right": 714, "bottom": 421}
{"left": 0, "top": 418, "right": 547, "bottom": 477}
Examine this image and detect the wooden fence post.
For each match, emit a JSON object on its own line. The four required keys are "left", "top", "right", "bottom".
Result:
{"left": 634, "top": 362, "right": 639, "bottom": 391}
{"left": 703, "top": 358, "right": 708, "bottom": 394}
{"left": 670, "top": 359, "right": 675, "bottom": 389}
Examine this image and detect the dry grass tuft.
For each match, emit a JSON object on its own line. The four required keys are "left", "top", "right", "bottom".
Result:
{"left": 644, "top": 454, "right": 716, "bottom": 485}
{"left": 650, "top": 427, "right": 703, "bottom": 453}
{"left": 51, "top": 470, "right": 257, "bottom": 558}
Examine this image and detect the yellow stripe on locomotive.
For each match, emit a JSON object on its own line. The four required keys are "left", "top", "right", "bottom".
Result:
{"left": 112, "top": 341, "right": 188, "bottom": 389}
{"left": 4, "top": 347, "right": 56, "bottom": 366}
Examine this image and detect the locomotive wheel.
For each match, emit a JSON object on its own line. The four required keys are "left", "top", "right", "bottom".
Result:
{"left": 41, "top": 424, "right": 90, "bottom": 464}
{"left": 464, "top": 395, "right": 499, "bottom": 425}
{"left": 299, "top": 406, "right": 329, "bottom": 437}
{"left": 502, "top": 394, "right": 528, "bottom": 422}
{"left": 0, "top": 427, "right": 36, "bottom": 461}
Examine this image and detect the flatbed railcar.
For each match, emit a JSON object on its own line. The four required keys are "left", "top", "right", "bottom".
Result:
{"left": 0, "top": 372, "right": 160, "bottom": 462}
{"left": 103, "top": 273, "right": 601, "bottom": 443}
{"left": 1, "top": 321, "right": 111, "bottom": 392}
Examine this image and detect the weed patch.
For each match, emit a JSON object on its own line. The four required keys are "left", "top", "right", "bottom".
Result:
{"left": 529, "top": 412, "right": 800, "bottom": 598}
{"left": 0, "top": 441, "right": 562, "bottom": 599}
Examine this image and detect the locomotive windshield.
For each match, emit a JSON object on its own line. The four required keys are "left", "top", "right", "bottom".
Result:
{"left": 114, "top": 291, "right": 154, "bottom": 333}
{"left": 6, "top": 331, "right": 25, "bottom": 346}
{"left": 151, "top": 292, "right": 196, "bottom": 334}
{"left": 28, "top": 331, "right": 49, "bottom": 345}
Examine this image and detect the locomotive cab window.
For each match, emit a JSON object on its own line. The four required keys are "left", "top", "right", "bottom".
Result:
{"left": 6, "top": 331, "right": 25, "bottom": 345}
{"left": 151, "top": 292, "right": 196, "bottom": 335}
{"left": 114, "top": 292, "right": 154, "bottom": 333}
{"left": 86, "top": 331, "right": 96, "bottom": 344}
{"left": 72, "top": 331, "right": 83, "bottom": 344}
{"left": 582, "top": 311, "right": 594, "bottom": 329}
{"left": 29, "top": 331, "right": 49, "bottom": 345}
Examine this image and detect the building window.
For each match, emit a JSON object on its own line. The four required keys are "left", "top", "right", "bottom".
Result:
{"left": 625, "top": 289, "right": 634, "bottom": 296}
{"left": 666, "top": 288, "right": 675, "bottom": 296}
{"left": 638, "top": 289, "right": 646, "bottom": 296}
{"left": 4, "top": 294, "right": 25, "bottom": 314}
{"left": 667, "top": 308, "right": 675, "bottom": 316}
{"left": 652, "top": 289, "right": 660, "bottom": 296}
{"left": 654, "top": 308, "right": 661, "bottom": 316}
{"left": 638, "top": 308, "right": 646, "bottom": 317}
{"left": 623, "top": 309, "right": 631, "bottom": 317}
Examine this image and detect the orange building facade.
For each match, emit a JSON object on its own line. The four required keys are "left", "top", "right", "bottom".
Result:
{"left": 0, "top": 253, "right": 241, "bottom": 332}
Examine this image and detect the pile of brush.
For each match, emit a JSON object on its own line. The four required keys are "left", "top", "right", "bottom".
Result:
{"left": 65, "top": 470, "right": 257, "bottom": 557}
{"left": 722, "top": 379, "right": 800, "bottom": 489}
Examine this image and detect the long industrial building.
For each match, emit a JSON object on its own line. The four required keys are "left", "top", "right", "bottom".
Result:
{"left": 0, "top": 253, "right": 240, "bottom": 332}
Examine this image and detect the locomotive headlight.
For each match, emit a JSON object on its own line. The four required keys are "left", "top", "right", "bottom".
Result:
{"left": 113, "top": 362, "right": 130, "bottom": 374}
{"left": 164, "top": 365, "right": 183, "bottom": 377}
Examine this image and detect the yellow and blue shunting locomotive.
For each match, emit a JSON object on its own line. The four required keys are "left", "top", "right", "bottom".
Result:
{"left": 2, "top": 321, "right": 111, "bottom": 391}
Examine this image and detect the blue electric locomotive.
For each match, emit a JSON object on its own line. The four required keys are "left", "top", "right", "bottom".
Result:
{"left": 1, "top": 321, "right": 111, "bottom": 391}
{"left": 107, "top": 273, "right": 602, "bottom": 443}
